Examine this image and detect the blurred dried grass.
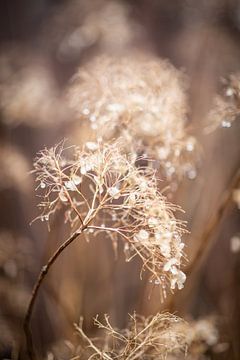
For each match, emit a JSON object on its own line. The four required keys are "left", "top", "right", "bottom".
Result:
{"left": 0, "top": 0, "right": 239, "bottom": 359}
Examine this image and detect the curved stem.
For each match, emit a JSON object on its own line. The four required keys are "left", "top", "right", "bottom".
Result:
{"left": 24, "top": 227, "right": 86, "bottom": 360}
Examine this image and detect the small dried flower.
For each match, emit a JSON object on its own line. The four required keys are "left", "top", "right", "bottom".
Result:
{"left": 135, "top": 229, "right": 150, "bottom": 242}
{"left": 107, "top": 186, "right": 121, "bottom": 199}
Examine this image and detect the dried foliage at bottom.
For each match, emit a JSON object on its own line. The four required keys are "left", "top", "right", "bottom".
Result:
{"left": 46, "top": 313, "right": 220, "bottom": 360}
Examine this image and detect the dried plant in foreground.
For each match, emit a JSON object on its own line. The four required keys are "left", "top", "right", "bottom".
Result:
{"left": 73, "top": 312, "right": 187, "bottom": 360}
{"left": 24, "top": 140, "right": 187, "bottom": 359}
{"left": 47, "top": 314, "right": 220, "bottom": 360}
{"left": 206, "top": 73, "right": 240, "bottom": 133}
{"left": 67, "top": 54, "right": 197, "bottom": 181}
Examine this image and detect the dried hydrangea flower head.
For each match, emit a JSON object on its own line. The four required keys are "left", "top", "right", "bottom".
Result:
{"left": 33, "top": 140, "right": 187, "bottom": 297}
{"left": 67, "top": 54, "right": 197, "bottom": 181}
{"left": 206, "top": 73, "right": 240, "bottom": 132}
{"left": 73, "top": 312, "right": 187, "bottom": 359}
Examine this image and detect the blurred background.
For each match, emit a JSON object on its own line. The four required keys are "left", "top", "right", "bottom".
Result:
{"left": 0, "top": 0, "right": 240, "bottom": 359}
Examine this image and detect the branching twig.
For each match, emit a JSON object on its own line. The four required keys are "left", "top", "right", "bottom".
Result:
{"left": 74, "top": 322, "right": 112, "bottom": 360}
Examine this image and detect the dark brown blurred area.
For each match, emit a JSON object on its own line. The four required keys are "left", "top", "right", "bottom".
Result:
{"left": 0, "top": 1, "right": 240, "bottom": 359}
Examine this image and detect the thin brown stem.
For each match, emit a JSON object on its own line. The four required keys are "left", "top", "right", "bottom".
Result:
{"left": 24, "top": 227, "right": 86, "bottom": 360}
{"left": 23, "top": 190, "right": 106, "bottom": 360}
{"left": 168, "top": 167, "right": 240, "bottom": 312}
{"left": 186, "top": 167, "right": 240, "bottom": 276}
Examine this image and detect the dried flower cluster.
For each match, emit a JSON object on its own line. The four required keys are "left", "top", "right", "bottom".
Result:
{"left": 74, "top": 312, "right": 187, "bottom": 360}
{"left": 206, "top": 73, "right": 240, "bottom": 132}
{"left": 46, "top": 312, "right": 187, "bottom": 359}
{"left": 68, "top": 54, "right": 197, "bottom": 180}
{"left": 46, "top": 314, "right": 220, "bottom": 360}
{"left": 33, "top": 140, "right": 186, "bottom": 296}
